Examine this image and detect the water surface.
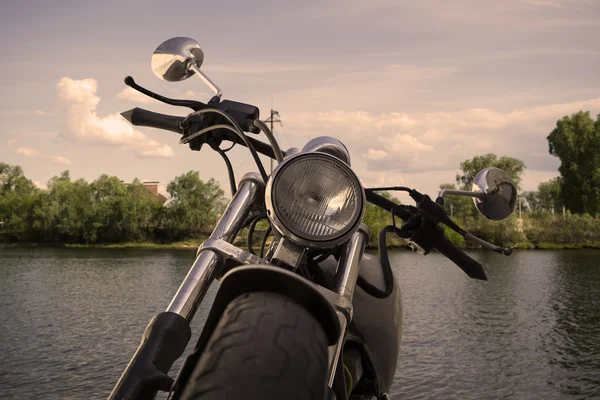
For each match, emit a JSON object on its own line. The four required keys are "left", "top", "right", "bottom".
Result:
{"left": 1, "top": 248, "right": 599, "bottom": 399}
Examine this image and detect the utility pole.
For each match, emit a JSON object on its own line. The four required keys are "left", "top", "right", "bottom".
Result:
{"left": 262, "top": 109, "right": 282, "bottom": 174}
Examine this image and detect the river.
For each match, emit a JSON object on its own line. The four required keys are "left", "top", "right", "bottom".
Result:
{"left": 1, "top": 248, "right": 599, "bottom": 399}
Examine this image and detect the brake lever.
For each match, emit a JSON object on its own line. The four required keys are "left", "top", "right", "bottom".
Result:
{"left": 124, "top": 76, "right": 206, "bottom": 111}
{"left": 409, "top": 189, "right": 512, "bottom": 256}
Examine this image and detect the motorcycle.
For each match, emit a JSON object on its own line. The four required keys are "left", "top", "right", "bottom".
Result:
{"left": 109, "top": 37, "right": 518, "bottom": 400}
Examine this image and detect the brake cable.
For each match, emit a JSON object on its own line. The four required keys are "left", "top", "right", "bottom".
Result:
{"left": 181, "top": 109, "right": 269, "bottom": 182}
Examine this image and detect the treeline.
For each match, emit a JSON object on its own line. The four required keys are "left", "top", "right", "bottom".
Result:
{"left": 2, "top": 111, "right": 599, "bottom": 249}
{"left": 0, "top": 163, "right": 400, "bottom": 247}
{"left": 438, "top": 111, "right": 600, "bottom": 249}
{"left": 0, "top": 163, "right": 225, "bottom": 244}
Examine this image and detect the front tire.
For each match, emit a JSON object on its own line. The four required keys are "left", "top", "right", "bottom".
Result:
{"left": 181, "top": 291, "right": 330, "bottom": 400}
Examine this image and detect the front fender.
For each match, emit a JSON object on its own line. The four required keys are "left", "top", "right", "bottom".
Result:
{"left": 197, "top": 265, "right": 341, "bottom": 350}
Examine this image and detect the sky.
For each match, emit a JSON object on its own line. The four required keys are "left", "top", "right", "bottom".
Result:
{"left": 1, "top": 0, "right": 599, "bottom": 202}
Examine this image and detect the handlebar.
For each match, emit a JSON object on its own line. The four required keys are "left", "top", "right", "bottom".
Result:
{"left": 121, "top": 107, "right": 284, "bottom": 160}
{"left": 121, "top": 105, "right": 487, "bottom": 281}
{"left": 121, "top": 108, "right": 183, "bottom": 134}
{"left": 365, "top": 191, "right": 488, "bottom": 281}
{"left": 434, "top": 235, "right": 487, "bottom": 280}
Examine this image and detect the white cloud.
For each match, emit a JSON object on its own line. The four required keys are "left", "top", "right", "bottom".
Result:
{"left": 57, "top": 77, "right": 173, "bottom": 158}
{"left": 280, "top": 98, "right": 600, "bottom": 196}
{"left": 15, "top": 147, "right": 72, "bottom": 165}
{"left": 367, "top": 149, "right": 388, "bottom": 160}
{"left": 47, "top": 155, "right": 72, "bottom": 166}
{"left": 7, "top": 139, "right": 16, "bottom": 146}
{"left": 116, "top": 87, "right": 157, "bottom": 104}
{"left": 206, "top": 63, "right": 328, "bottom": 74}
{"left": 34, "top": 110, "right": 51, "bottom": 117}
{"left": 16, "top": 147, "right": 40, "bottom": 157}
{"left": 33, "top": 181, "right": 47, "bottom": 190}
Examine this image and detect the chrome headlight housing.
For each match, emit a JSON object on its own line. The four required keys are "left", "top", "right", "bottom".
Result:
{"left": 265, "top": 152, "right": 365, "bottom": 248}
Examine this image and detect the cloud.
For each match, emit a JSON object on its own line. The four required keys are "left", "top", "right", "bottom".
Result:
{"left": 0, "top": 110, "right": 52, "bottom": 117}
{"left": 280, "top": 98, "right": 600, "bottom": 195}
{"left": 15, "top": 147, "right": 72, "bottom": 165}
{"left": 523, "top": 0, "right": 591, "bottom": 8}
{"left": 7, "top": 139, "right": 16, "bottom": 146}
{"left": 33, "top": 181, "right": 47, "bottom": 190}
{"left": 206, "top": 63, "right": 328, "bottom": 74}
{"left": 47, "top": 155, "right": 72, "bottom": 166}
{"left": 56, "top": 77, "right": 173, "bottom": 158}
{"left": 116, "top": 87, "right": 157, "bottom": 104}
{"left": 16, "top": 147, "right": 40, "bottom": 157}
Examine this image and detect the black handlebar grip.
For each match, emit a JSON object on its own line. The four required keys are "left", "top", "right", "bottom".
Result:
{"left": 365, "top": 191, "right": 411, "bottom": 220}
{"left": 121, "top": 108, "right": 184, "bottom": 134}
{"left": 435, "top": 236, "right": 488, "bottom": 281}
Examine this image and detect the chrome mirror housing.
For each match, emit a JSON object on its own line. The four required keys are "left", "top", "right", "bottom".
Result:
{"left": 151, "top": 37, "right": 204, "bottom": 82}
{"left": 472, "top": 167, "right": 517, "bottom": 221}
{"left": 151, "top": 37, "right": 222, "bottom": 97}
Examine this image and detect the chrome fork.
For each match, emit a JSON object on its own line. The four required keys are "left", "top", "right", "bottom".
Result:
{"left": 166, "top": 172, "right": 264, "bottom": 321}
{"left": 317, "top": 224, "right": 370, "bottom": 387}
{"left": 166, "top": 169, "right": 368, "bottom": 388}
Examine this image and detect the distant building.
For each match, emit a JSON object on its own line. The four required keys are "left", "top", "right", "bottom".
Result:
{"left": 120, "top": 180, "right": 168, "bottom": 203}
{"left": 142, "top": 181, "right": 168, "bottom": 203}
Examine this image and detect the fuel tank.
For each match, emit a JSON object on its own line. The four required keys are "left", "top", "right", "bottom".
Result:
{"left": 319, "top": 253, "right": 402, "bottom": 394}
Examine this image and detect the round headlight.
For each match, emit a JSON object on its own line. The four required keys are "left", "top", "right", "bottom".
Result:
{"left": 266, "top": 152, "right": 365, "bottom": 248}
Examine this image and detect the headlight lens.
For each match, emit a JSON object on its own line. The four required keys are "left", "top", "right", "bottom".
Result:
{"left": 267, "top": 153, "right": 365, "bottom": 246}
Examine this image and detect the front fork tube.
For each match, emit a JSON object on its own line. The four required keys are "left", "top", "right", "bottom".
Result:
{"left": 166, "top": 172, "right": 264, "bottom": 321}
{"left": 325, "top": 224, "right": 370, "bottom": 387}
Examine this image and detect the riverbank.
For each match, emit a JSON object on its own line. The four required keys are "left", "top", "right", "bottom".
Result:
{"left": 3, "top": 240, "right": 600, "bottom": 250}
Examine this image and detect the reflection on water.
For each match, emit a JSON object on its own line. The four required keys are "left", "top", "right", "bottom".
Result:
{"left": 0, "top": 247, "right": 599, "bottom": 399}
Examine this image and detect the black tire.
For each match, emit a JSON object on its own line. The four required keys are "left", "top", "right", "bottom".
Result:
{"left": 180, "top": 291, "right": 330, "bottom": 400}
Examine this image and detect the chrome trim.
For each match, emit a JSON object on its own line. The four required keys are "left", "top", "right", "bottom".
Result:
{"left": 199, "top": 238, "right": 269, "bottom": 266}
{"left": 302, "top": 136, "right": 352, "bottom": 166}
{"left": 326, "top": 225, "right": 370, "bottom": 387}
{"left": 335, "top": 224, "right": 370, "bottom": 302}
{"left": 265, "top": 152, "right": 366, "bottom": 249}
{"left": 438, "top": 188, "right": 485, "bottom": 199}
{"left": 271, "top": 238, "right": 306, "bottom": 269}
{"left": 284, "top": 147, "right": 300, "bottom": 158}
{"left": 166, "top": 173, "right": 264, "bottom": 321}
{"left": 190, "top": 64, "right": 223, "bottom": 98}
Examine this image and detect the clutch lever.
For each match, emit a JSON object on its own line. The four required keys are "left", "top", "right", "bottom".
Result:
{"left": 124, "top": 76, "right": 206, "bottom": 111}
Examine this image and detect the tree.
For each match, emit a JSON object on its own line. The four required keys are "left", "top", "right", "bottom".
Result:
{"left": 456, "top": 153, "right": 526, "bottom": 190}
{"left": 362, "top": 191, "right": 402, "bottom": 247}
{"left": 31, "top": 171, "right": 94, "bottom": 243}
{"left": 538, "top": 178, "right": 562, "bottom": 212}
{"left": 547, "top": 111, "right": 600, "bottom": 216}
{"left": 165, "top": 172, "right": 225, "bottom": 240}
{"left": 521, "top": 191, "right": 541, "bottom": 212}
{"left": 122, "top": 179, "right": 164, "bottom": 242}
{"left": 0, "top": 163, "right": 38, "bottom": 241}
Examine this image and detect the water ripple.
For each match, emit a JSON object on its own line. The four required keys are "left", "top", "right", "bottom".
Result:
{"left": 1, "top": 247, "right": 600, "bottom": 399}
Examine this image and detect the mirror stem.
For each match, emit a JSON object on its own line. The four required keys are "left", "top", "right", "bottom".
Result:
{"left": 190, "top": 63, "right": 222, "bottom": 98}
{"left": 438, "top": 189, "right": 485, "bottom": 199}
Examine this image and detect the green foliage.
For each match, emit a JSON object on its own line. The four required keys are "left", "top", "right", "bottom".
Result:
{"left": 0, "top": 162, "right": 39, "bottom": 241}
{"left": 444, "top": 226, "right": 465, "bottom": 247}
{"left": 164, "top": 172, "right": 225, "bottom": 240}
{"left": 547, "top": 111, "right": 600, "bottom": 216}
{"left": 0, "top": 163, "right": 226, "bottom": 244}
{"left": 439, "top": 182, "right": 475, "bottom": 219}
{"left": 456, "top": 153, "right": 526, "bottom": 190}
{"left": 362, "top": 191, "right": 404, "bottom": 247}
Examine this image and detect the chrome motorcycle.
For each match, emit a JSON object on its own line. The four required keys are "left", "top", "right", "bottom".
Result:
{"left": 109, "top": 37, "right": 518, "bottom": 400}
